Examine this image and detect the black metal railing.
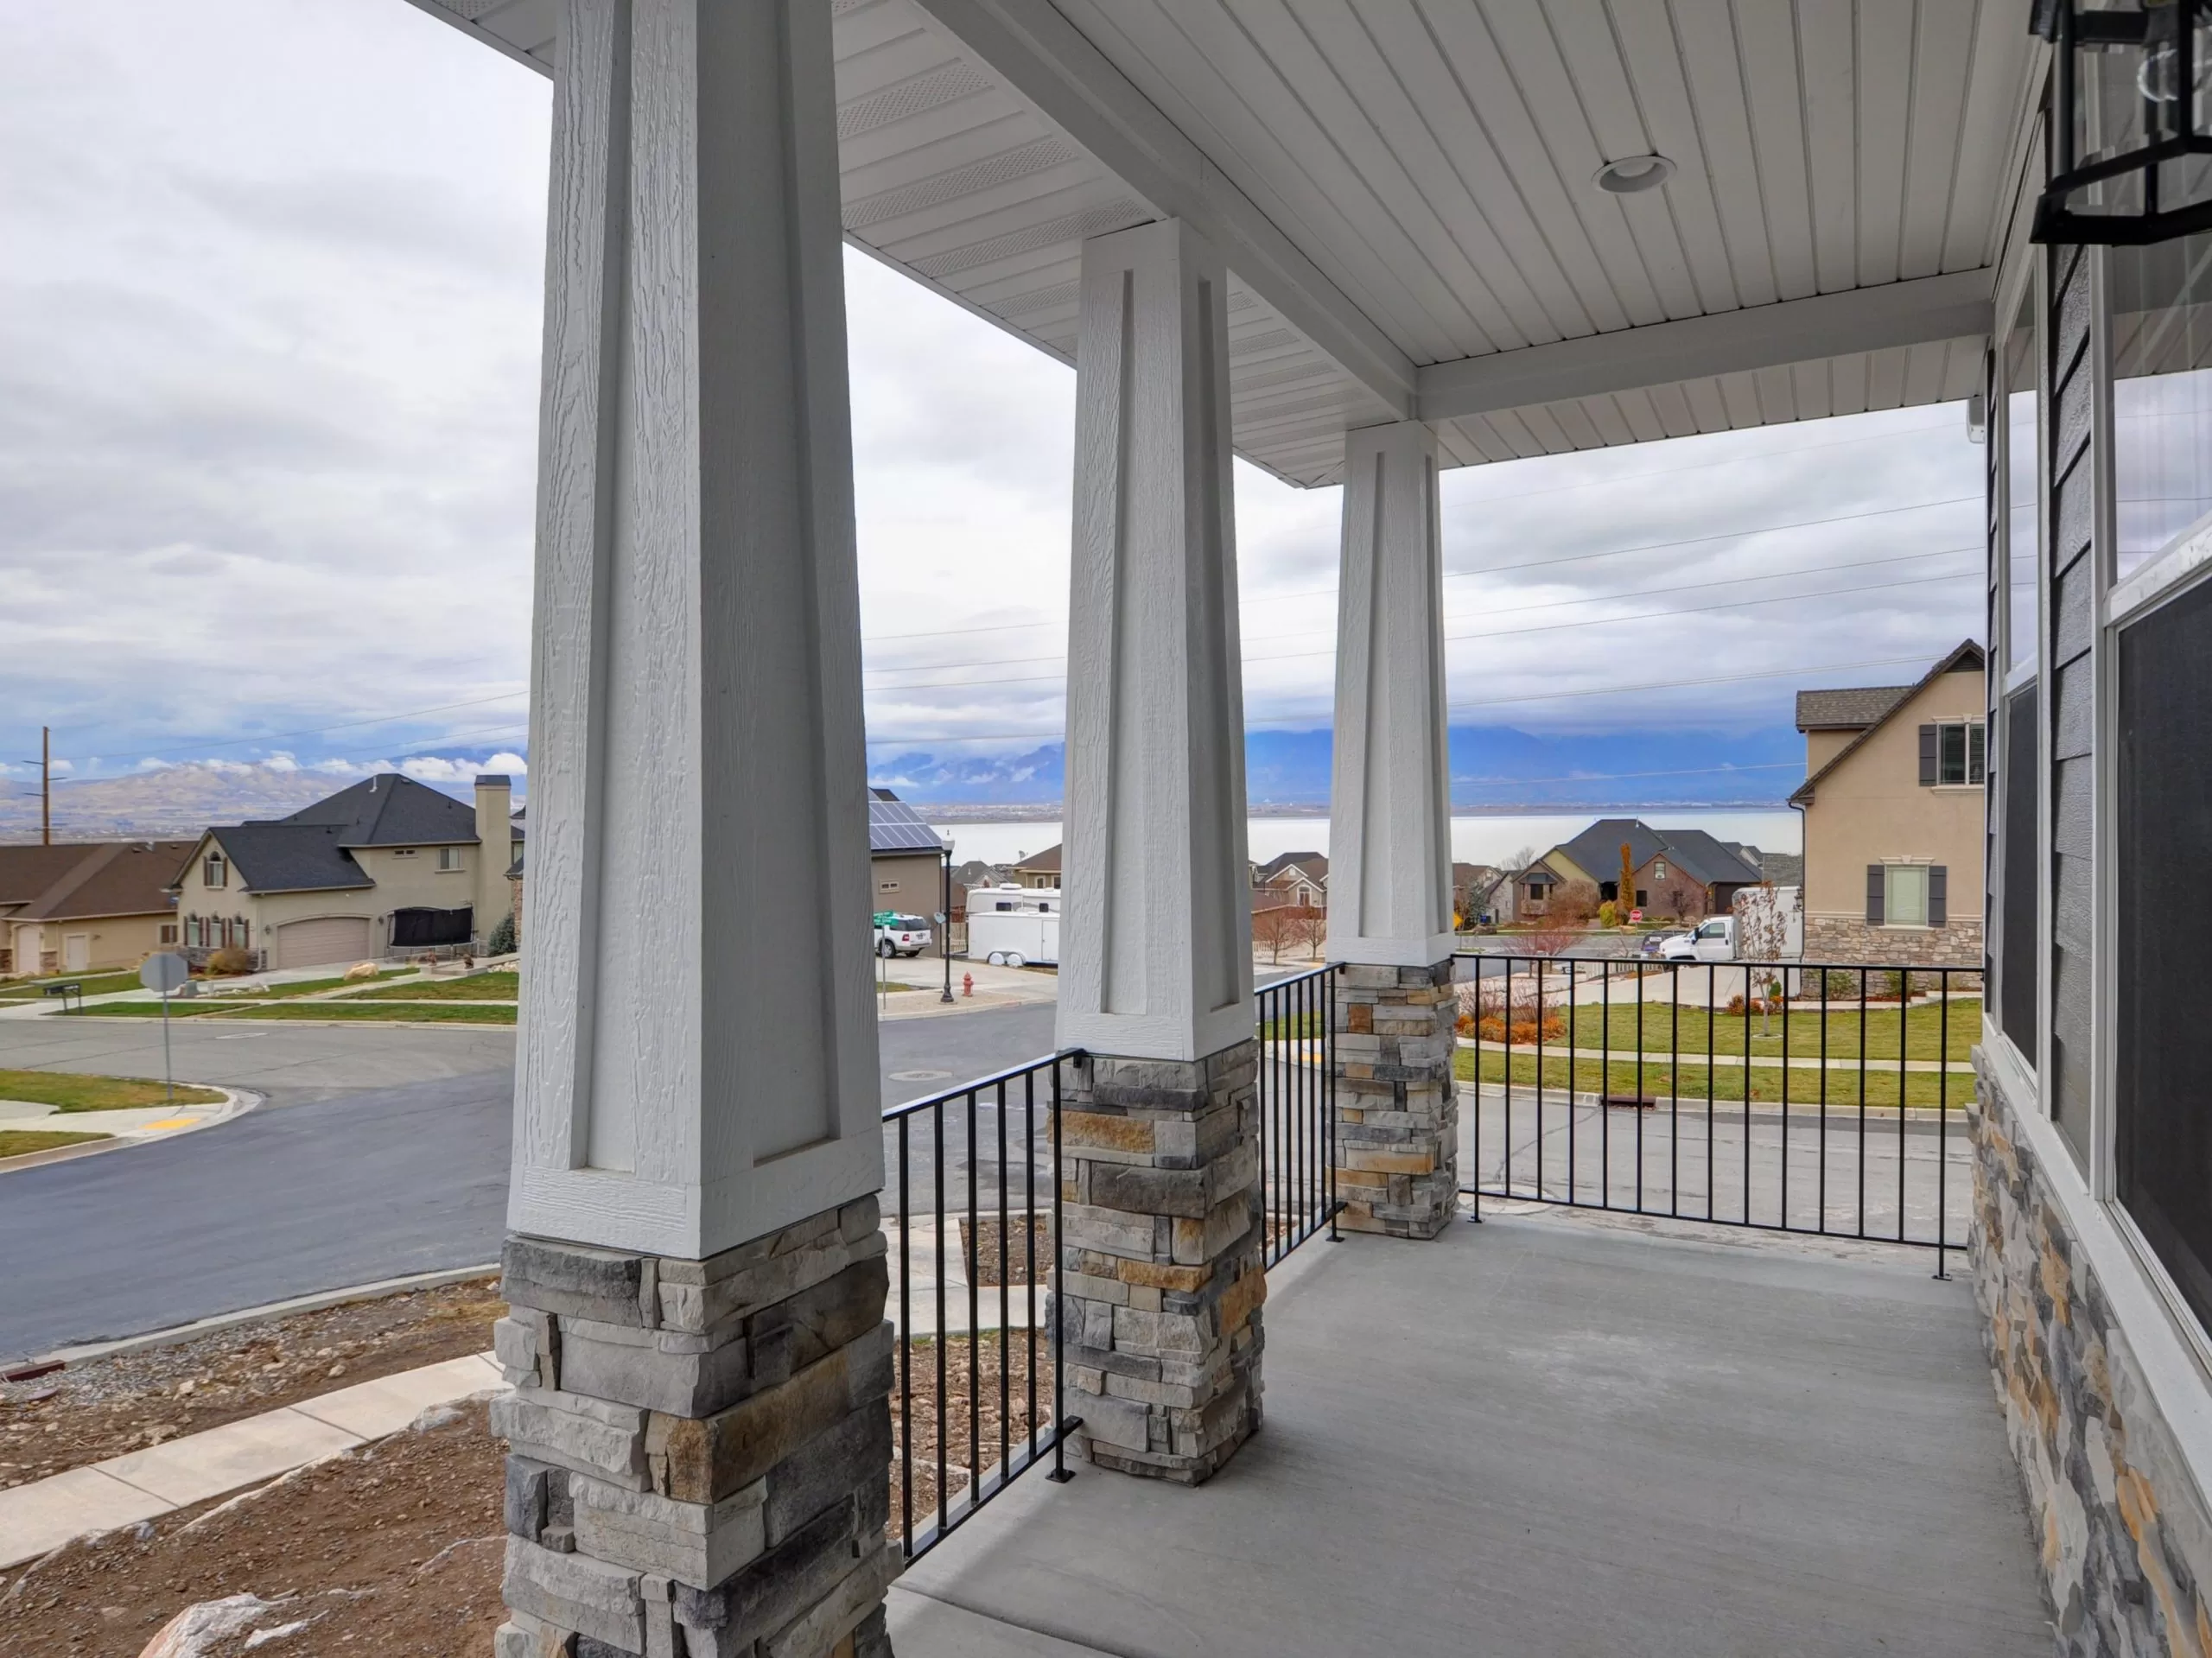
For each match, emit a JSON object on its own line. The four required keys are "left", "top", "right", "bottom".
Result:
{"left": 881, "top": 1051, "right": 1083, "bottom": 1564}
{"left": 1458, "top": 954, "right": 1974, "bottom": 1276}
{"left": 1255, "top": 964, "right": 1342, "bottom": 1265}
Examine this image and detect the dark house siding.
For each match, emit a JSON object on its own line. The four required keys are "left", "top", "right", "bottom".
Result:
{"left": 2048, "top": 242, "right": 2096, "bottom": 1168}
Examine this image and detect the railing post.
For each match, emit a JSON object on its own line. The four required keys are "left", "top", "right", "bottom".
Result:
{"left": 1048, "top": 1053, "right": 1074, "bottom": 1483}
{"left": 1328, "top": 966, "right": 1344, "bottom": 1241}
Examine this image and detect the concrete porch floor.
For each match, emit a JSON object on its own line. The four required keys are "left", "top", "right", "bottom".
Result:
{"left": 887, "top": 1209, "right": 2052, "bottom": 1657}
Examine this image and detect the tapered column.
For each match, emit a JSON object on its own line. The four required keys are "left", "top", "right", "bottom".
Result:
{"left": 1057, "top": 219, "right": 1254, "bottom": 1063}
{"left": 500, "top": 4, "right": 893, "bottom": 1655}
{"left": 1055, "top": 220, "right": 1265, "bottom": 1483}
{"left": 1326, "top": 422, "right": 1459, "bottom": 1240}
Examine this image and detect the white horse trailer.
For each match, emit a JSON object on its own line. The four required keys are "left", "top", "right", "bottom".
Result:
{"left": 964, "top": 886, "right": 1061, "bottom": 968}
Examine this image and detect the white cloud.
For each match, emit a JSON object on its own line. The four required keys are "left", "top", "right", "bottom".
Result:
{"left": 396, "top": 753, "right": 525, "bottom": 784}
{"left": 0, "top": 0, "right": 1985, "bottom": 801}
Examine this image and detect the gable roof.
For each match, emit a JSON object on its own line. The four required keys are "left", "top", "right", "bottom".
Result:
{"left": 279, "top": 773, "right": 481, "bottom": 847}
{"left": 1013, "top": 843, "right": 1061, "bottom": 873}
{"left": 1255, "top": 850, "right": 1327, "bottom": 883}
{"left": 0, "top": 841, "right": 195, "bottom": 922}
{"left": 868, "top": 791, "right": 948, "bottom": 855}
{"left": 1551, "top": 818, "right": 1764, "bottom": 891}
{"left": 203, "top": 823, "right": 375, "bottom": 896}
{"left": 1790, "top": 640, "right": 1986, "bottom": 806}
{"left": 1796, "top": 685, "right": 1913, "bottom": 731}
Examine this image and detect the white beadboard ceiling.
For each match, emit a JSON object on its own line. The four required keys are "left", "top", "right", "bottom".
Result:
{"left": 406, "top": 0, "right": 2037, "bottom": 486}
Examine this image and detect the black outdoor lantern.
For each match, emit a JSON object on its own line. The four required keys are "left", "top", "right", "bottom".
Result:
{"left": 2033, "top": 0, "right": 2212, "bottom": 244}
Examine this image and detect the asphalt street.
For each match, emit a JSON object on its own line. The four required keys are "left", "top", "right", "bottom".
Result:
{"left": 0, "top": 1004, "right": 1059, "bottom": 1357}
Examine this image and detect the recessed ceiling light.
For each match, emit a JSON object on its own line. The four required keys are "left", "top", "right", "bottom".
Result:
{"left": 1593, "top": 154, "right": 1675, "bottom": 194}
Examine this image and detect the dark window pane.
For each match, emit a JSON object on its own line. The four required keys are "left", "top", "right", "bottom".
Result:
{"left": 1941, "top": 723, "right": 1967, "bottom": 785}
{"left": 2117, "top": 576, "right": 2212, "bottom": 1332}
{"left": 2001, "top": 683, "right": 2039, "bottom": 1058}
{"left": 1969, "top": 721, "right": 1987, "bottom": 785}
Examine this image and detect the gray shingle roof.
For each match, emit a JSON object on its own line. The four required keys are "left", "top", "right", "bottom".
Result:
{"left": 208, "top": 823, "right": 374, "bottom": 894}
{"left": 279, "top": 773, "right": 480, "bottom": 847}
{"left": 1796, "top": 685, "right": 1912, "bottom": 730}
{"left": 1554, "top": 818, "right": 1764, "bottom": 891}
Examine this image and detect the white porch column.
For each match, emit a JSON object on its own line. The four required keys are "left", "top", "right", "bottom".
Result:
{"left": 1057, "top": 218, "right": 1254, "bottom": 1062}
{"left": 1326, "top": 420, "right": 1453, "bottom": 968}
{"left": 498, "top": 5, "right": 893, "bottom": 1655}
{"left": 1325, "top": 420, "right": 1459, "bottom": 1241}
{"left": 1053, "top": 220, "right": 1267, "bottom": 1486}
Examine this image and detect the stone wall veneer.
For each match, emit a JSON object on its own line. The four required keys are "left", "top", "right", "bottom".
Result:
{"left": 1805, "top": 916, "right": 1983, "bottom": 969}
{"left": 1333, "top": 963, "right": 1459, "bottom": 1240}
{"left": 1057, "top": 1041, "right": 1268, "bottom": 1484}
{"left": 492, "top": 1198, "right": 897, "bottom": 1658}
{"left": 1971, "top": 1052, "right": 2212, "bottom": 1655}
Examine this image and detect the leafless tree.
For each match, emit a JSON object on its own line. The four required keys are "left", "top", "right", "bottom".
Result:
{"left": 1735, "top": 881, "right": 1799, "bottom": 1036}
{"left": 1252, "top": 904, "right": 1299, "bottom": 965}
{"left": 1660, "top": 876, "right": 1707, "bottom": 922}
{"left": 1292, "top": 905, "right": 1330, "bottom": 962}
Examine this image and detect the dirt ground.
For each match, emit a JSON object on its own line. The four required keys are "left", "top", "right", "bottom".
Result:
{"left": 0, "top": 1277, "right": 504, "bottom": 1489}
{"left": 0, "top": 1398, "right": 505, "bottom": 1657}
{"left": 889, "top": 1330, "right": 1056, "bottom": 1546}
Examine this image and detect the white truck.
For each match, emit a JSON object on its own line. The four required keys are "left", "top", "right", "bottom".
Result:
{"left": 1653, "top": 886, "right": 1802, "bottom": 963}
{"left": 964, "top": 885, "right": 1060, "bottom": 968}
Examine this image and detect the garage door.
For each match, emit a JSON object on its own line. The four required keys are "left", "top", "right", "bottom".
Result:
{"left": 274, "top": 916, "right": 373, "bottom": 969}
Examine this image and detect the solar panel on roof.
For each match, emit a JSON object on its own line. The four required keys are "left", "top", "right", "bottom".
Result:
{"left": 868, "top": 797, "right": 947, "bottom": 853}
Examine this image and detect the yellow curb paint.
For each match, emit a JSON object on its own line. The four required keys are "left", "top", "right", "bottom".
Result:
{"left": 143, "top": 1117, "right": 199, "bottom": 1131}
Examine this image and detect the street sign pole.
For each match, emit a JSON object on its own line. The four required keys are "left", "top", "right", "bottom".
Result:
{"left": 140, "top": 953, "right": 191, "bottom": 1108}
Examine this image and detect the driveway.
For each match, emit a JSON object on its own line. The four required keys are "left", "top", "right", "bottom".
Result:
{"left": 0, "top": 1003, "right": 1062, "bottom": 1358}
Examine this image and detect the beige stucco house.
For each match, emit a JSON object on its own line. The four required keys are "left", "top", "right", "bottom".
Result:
{"left": 1790, "top": 642, "right": 1986, "bottom": 968}
{"left": 0, "top": 840, "right": 194, "bottom": 978}
{"left": 169, "top": 773, "right": 521, "bottom": 970}
{"left": 866, "top": 791, "right": 948, "bottom": 946}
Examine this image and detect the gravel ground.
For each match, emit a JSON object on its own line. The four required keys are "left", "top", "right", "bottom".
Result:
{"left": 0, "top": 1277, "right": 504, "bottom": 1489}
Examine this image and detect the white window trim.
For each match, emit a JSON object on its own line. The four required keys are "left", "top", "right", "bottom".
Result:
{"left": 2108, "top": 511, "right": 2212, "bottom": 630}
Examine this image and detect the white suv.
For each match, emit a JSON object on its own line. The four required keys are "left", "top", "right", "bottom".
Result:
{"left": 873, "top": 913, "right": 932, "bottom": 958}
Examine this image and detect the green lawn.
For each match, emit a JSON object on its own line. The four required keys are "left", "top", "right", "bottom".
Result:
{"left": 1472, "top": 996, "right": 1981, "bottom": 1064}
{"left": 203, "top": 1001, "right": 518, "bottom": 1025}
{"left": 1455, "top": 1048, "right": 1970, "bottom": 1109}
{"left": 60, "top": 1001, "right": 236, "bottom": 1019}
{"left": 0, "top": 1128, "right": 111, "bottom": 1159}
{"left": 337, "top": 970, "right": 518, "bottom": 1002}
{"left": 0, "top": 970, "right": 147, "bottom": 1001}
{"left": 0, "top": 1068, "right": 226, "bottom": 1112}
{"left": 241, "top": 969, "right": 413, "bottom": 999}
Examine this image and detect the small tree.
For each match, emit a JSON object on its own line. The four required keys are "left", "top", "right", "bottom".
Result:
{"left": 487, "top": 912, "right": 518, "bottom": 956}
{"left": 1660, "top": 876, "right": 1707, "bottom": 923}
{"left": 1618, "top": 842, "right": 1637, "bottom": 919}
{"left": 1735, "top": 881, "right": 1798, "bottom": 1037}
{"left": 1252, "top": 904, "right": 1298, "bottom": 965}
{"left": 1292, "top": 905, "right": 1329, "bottom": 962}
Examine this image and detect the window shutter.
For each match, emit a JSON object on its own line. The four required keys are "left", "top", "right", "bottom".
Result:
{"left": 1918, "top": 724, "right": 1939, "bottom": 785}
{"left": 1929, "top": 865, "right": 1948, "bottom": 926}
{"left": 1866, "top": 865, "right": 1885, "bottom": 925}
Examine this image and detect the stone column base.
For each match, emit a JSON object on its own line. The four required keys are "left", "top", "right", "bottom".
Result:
{"left": 1334, "top": 962, "right": 1459, "bottom": 1240}
{"left": 1058, "top": 1041, "right": 1266, "bottom": 1485}
{"left": 491, "top": 1197, "right": 898, "bottom": 1658}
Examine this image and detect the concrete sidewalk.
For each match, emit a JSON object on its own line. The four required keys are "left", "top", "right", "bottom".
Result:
{"left": 0, "top": 1351, "right": 501, "bottom": 1568}
{"left": 0, "top": 1088, "right": 254, "bottom": 1172}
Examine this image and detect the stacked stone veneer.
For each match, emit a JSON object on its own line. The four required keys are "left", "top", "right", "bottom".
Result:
{"left": 492, "top": 1199, "right": 898, "bottom": 1658}
{"left": 1333, "top": 963, "right": 1459, "bottom": 1240}
{"left": 1058, "top": 1041, "right": 1268, "bottom": 1484}
{"left": 1805, "top": 916, "right": 1983, "bottom": 969}
{"left": 1971, "top": 1052, "right": 2212, "bottom": 1653}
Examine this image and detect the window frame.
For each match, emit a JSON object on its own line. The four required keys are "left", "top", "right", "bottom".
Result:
{"left": 1989, "top": 242, "right": 2048, "bottom": 1094}
{"left": 204, "top": 853, "right": 226, "bottom": 890}
{"left": 436, "top": 846, "right": 463, "bottom": 873}
{"left": 1932, "top": 719, "right": 1988, "bottom": 786}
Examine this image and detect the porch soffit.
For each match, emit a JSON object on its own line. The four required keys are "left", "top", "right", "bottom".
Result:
{"left": 404, "top": 0, "right": 2035, "bottom": 486}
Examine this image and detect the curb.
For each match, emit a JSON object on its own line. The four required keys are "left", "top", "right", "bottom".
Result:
{"left": 0, "top": 1087, "right": 259, "bottom": 1178}
{"left": 24, "top": 1262, "right": 504, "bottom": 1370}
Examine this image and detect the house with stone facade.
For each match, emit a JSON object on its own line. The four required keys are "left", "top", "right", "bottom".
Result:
{"left": 1789, "top": 642, "right": 1986, "bottom": 967}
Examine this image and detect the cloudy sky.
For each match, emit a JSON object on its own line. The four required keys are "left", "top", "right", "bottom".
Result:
{"left": 0, "top": 0, "right": 1986, "bottom": 806}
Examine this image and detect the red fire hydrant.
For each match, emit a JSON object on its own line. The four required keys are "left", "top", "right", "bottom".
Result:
{"left": 962, "top": 973, "right": 974, "bottom": 998}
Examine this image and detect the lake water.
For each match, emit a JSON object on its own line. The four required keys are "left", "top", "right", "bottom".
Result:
{"left": 933, "top": 810, "right": 1802, "bottom": 871}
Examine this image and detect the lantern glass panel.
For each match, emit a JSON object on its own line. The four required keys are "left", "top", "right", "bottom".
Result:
{"left": 2114, "top": 230, "right": 2212, "bottom": 579}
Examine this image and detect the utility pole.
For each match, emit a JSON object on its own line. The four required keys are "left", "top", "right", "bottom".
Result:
{"left": 41, "top": 727, "right": 51, "bottom": 846}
